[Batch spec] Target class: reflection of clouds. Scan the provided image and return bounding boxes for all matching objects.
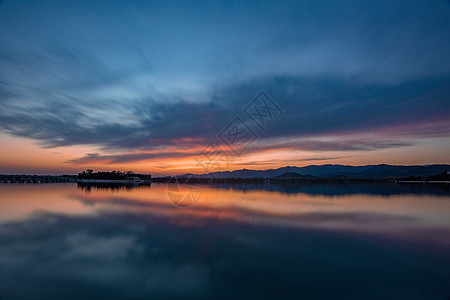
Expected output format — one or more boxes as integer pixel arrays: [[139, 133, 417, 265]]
[[0, 212, 211, 299], [0, 210, 449, 299], [70, 194, 162, 208], [65, 233, 136, 259], [2, 184, 447, 298], [288, 211, 417, 225], [67, 193, 450, 249]]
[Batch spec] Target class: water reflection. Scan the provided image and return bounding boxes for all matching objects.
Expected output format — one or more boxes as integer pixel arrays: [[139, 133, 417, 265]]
[[77, 182, 152, 192], [0, 183, 449, 299], [77, 181, 450, 196], [208, 182, 450, 196]]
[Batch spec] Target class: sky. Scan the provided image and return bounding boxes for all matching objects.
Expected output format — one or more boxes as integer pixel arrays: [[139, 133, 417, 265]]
[[0, 0, 449, 176]]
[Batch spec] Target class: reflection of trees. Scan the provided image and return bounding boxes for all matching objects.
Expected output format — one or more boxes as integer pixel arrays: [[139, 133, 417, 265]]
[[78, 169, 152, 180], [77, 182, 151, 192]]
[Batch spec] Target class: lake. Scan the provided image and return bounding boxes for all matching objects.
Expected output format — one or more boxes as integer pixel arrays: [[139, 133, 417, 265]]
[[0, 182, 449, 299]]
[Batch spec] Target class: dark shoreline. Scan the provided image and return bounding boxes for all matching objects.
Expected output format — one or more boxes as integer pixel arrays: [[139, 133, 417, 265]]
[[151, 177, 450, 184]]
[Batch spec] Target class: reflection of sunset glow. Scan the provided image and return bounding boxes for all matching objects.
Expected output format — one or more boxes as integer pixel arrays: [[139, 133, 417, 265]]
[[0, 184, 93, 222], [2, 184, 449, 248]]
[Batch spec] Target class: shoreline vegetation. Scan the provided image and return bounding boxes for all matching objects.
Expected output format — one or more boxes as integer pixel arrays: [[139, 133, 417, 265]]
[[76, 167, 449, 184], [77, 169, 152, 181], [152, 174, 450, 184], [1, 165, 449, 184]]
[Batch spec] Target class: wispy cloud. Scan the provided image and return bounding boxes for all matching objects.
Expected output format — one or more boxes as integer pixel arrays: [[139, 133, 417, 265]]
[[67, 151, 197, 165], [0, 0, 449, 169]]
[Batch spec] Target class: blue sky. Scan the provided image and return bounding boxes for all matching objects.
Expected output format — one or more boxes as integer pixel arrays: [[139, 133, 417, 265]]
[[0, 0, 449, 174]]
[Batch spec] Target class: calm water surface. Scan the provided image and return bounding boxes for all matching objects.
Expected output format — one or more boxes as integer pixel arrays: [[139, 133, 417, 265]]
[[0, 183, 449, 299]]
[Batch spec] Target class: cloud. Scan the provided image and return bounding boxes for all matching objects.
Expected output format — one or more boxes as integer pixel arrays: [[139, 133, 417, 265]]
[[0, 0, 449, 159], [249, 137, 414, 153], [295, 156, 355, 162], [67, 151, 197, 165], [1, 75, 449, 153], [65, 135, 412, 166]]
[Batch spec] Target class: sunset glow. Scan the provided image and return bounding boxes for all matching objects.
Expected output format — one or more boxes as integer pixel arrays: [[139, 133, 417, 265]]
[[1, 1, 449, 176], [0, 1, 449, 298]]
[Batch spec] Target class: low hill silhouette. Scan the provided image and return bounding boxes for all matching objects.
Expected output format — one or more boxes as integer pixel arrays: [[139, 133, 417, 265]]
[[177, 164, 450, 179], [271, 172, 317, 179]]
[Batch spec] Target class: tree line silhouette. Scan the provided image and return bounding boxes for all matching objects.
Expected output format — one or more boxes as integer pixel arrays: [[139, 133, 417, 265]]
[[77, 169, 152, 180]]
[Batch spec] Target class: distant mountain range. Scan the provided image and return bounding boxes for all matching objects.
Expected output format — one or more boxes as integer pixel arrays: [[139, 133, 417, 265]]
[[179, 164, 450, 179], [272, 172, 317, 179]]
